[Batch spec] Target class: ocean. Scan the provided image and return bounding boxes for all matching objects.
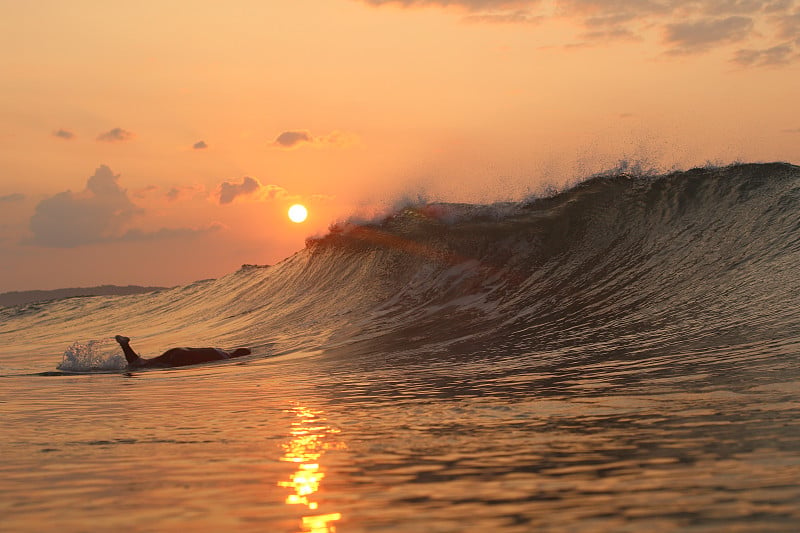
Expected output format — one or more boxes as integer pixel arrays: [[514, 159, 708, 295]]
[[1, 162, 799, 532]]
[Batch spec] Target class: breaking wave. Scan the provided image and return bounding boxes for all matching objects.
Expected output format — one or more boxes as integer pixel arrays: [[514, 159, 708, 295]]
[[2, 162, 798, 375]]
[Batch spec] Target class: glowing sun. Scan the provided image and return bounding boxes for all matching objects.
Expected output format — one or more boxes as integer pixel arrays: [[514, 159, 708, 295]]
[[288, 204, 308, 223]]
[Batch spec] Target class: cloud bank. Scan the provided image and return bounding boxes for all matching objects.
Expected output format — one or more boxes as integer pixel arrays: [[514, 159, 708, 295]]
[[27, 166, 218, 247], [28, 165, 141, 247], [362, 0, 800, 65]]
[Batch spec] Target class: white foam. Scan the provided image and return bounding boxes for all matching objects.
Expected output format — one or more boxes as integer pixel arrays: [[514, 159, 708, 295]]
[[57, 339, 127, 372]]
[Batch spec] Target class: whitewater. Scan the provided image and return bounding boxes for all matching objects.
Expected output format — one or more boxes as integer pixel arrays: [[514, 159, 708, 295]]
[[1, 162, 799, 531]]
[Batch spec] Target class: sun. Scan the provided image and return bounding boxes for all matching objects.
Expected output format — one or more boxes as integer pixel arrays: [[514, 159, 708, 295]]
[[288, 204, 308, 223]]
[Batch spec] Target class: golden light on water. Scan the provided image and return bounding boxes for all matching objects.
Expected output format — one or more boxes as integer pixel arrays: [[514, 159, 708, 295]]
[[279, 406, 343, 532], [288, 204, 309, 223], [302, 514, 344, 533]]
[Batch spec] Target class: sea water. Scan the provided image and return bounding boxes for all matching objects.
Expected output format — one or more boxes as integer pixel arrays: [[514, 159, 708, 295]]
[[1, 163, 799, 531]]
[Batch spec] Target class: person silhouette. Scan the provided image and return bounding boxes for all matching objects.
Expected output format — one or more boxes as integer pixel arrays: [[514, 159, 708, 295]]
[[115, 335, 251, 368]]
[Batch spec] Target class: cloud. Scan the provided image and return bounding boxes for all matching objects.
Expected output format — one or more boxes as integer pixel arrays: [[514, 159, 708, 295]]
[[132, 185, 159, 200], [320, 130, 359, 147], [96, 127, 134, 142], [364, 0, 533, 7], [765, 0, 794, 12], [218, 176, 262, 204], [734, 42, 796, 65], [52, 129, 75, 140], [261, 184, 291, 200], [27, 165, 142, 247], [272, 130, 314, 148], [27, 166, 216, 247], [0, 193, 25, 203], [193, 140, 208, 150], [166, 184, 206, 202], [777, 9, 800, 39], [119, 223, 224, 242], [559, 0, 671, 21], [166, 188, 181, 201], [271, 130, 358, 149], [704, 0, 772, 14], [579, 26, 638, 41], [217, 176, 290, 205], [366, 0, 543, 27], [665, 16, 754, 54], [463, 9, 542, 23]]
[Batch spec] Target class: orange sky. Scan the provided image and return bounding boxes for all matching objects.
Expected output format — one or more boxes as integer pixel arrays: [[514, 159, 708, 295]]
[[1, 0, 798, 291]]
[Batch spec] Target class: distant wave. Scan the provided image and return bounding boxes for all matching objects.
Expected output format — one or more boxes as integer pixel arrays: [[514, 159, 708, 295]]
[[0, 285, 167, 308]]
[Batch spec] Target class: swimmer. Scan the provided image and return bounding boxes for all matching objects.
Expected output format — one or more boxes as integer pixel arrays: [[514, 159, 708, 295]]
[[115, 335, 251, 368]]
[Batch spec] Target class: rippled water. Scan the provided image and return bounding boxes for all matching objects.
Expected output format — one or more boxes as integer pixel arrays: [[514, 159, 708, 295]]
[[3, 340, 799, 532]]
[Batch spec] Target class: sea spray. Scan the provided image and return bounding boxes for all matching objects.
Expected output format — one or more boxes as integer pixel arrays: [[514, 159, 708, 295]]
[[57, 339, 127, 372]]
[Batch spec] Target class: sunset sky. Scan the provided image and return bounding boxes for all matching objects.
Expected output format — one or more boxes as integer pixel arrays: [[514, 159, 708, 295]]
[[1, 0, 798, 292]]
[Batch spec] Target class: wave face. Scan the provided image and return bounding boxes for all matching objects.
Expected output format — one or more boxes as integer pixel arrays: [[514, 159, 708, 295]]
[[298, 162, 800, 378], [3, 162, 799, 376]]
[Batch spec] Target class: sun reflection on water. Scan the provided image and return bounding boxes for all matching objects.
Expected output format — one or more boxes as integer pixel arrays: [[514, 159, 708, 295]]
[[278, 406, 343, 532]]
